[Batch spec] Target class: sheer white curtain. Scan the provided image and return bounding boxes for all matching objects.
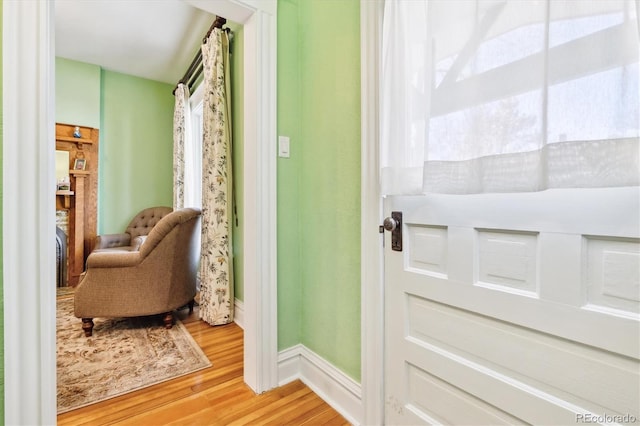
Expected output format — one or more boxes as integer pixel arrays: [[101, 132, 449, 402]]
[[174, 82, 203, 210], [185, 87, 203, 209], [173, 83, 191, 208], [381, 0, 640, 195]]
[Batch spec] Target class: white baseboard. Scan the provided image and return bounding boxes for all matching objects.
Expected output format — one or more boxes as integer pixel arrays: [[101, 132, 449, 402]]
[[236, 302, 361, 424], [278, 344, 363, 425], [233, 298, 245, 329]]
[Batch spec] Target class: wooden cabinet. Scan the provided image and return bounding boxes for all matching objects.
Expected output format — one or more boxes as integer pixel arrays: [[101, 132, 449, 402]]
[[55, 123, 99, 286]]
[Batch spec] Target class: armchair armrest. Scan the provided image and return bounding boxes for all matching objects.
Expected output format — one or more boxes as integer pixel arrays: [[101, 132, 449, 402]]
[[85, 251, 141, 268], [94, 233, 131, 249]]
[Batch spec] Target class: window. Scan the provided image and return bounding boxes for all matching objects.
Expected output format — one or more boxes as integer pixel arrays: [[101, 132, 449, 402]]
[[184, 84, 203, 208]]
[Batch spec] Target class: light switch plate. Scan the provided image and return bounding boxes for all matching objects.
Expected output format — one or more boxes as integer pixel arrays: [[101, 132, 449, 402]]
[[278, 136, 290, 158]]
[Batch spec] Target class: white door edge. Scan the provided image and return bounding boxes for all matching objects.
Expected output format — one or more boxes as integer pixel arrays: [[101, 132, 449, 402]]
[[3, 1, 57, 424], [360, 1, 385, 425]]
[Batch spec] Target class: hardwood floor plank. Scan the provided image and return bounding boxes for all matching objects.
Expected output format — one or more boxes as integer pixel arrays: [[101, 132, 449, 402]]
[[224, 386, 315, 426], [216, 381, 310, 425], [115, 394, 213, 426], [299, 408, 351, 426], [57, 303, 351, 425], [259, 388, 329, 425], [280, 398, 336, 426]]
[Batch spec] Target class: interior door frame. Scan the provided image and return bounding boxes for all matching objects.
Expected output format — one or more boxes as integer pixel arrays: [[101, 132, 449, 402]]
[[360, 0, 385, 425], [2, 0, 278, 423]]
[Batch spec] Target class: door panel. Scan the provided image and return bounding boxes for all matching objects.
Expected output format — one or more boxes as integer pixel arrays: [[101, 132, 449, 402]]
[[384, 188, 640, 425]]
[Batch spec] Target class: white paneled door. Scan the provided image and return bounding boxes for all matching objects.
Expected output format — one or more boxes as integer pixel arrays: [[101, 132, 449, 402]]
[[383, 188, 640, 425]]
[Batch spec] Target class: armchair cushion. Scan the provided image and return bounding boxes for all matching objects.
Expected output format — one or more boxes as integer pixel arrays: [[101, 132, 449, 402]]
[[94, 233, 131, 250]]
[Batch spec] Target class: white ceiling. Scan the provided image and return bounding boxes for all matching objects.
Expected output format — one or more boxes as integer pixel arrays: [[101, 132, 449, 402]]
[[55, 0, 216, 85]]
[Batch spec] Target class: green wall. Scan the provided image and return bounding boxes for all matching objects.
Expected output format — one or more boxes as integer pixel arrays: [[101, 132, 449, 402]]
[[277, 0, 362, 381], [229, 22, 245, 302], [99, 71, 174, 233], [54, 59, 175, 233], [0, 0, 5, 419], [277, 0, 302, 351], [55, 58, 101, 128]]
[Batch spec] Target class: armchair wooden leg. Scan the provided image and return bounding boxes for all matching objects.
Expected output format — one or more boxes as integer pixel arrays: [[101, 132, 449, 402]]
[[188, 299, 195, 313], [82, 318, 94, 337], [163, 312, 174, 329]]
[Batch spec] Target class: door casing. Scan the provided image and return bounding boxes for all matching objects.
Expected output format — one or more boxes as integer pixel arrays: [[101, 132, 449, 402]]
[[360, 1, 385, 425]]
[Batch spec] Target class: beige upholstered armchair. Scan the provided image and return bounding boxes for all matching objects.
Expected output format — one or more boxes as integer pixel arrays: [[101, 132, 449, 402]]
[[75, 208, 201, 336], [93, 206, 173, 252]]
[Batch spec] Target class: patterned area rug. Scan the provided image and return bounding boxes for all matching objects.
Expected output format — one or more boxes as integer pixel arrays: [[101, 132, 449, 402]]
[[57, 297, 211, 414]]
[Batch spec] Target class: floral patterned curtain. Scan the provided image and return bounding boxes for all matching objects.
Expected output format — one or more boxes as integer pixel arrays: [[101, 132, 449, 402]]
[[199, 28, 234, 325], [173, 83, 190, 210]]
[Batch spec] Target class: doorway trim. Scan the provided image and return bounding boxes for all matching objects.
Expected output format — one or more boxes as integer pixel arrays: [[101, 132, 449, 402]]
[[3, 1, 57, 424], [2, 0, 278, 423], [360, 0, 385, 425]]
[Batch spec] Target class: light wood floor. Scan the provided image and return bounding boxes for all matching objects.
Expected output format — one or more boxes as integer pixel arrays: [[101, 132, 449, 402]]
[[57, 304, 350, 426]]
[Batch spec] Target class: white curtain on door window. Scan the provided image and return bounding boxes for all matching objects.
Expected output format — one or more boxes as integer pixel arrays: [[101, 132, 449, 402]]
[[381, 0, 640, 195]]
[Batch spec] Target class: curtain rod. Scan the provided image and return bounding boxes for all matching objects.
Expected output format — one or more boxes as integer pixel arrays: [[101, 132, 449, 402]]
[[173, 15, 227, 95]]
